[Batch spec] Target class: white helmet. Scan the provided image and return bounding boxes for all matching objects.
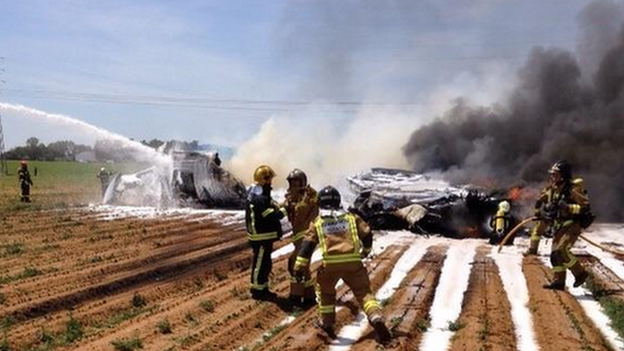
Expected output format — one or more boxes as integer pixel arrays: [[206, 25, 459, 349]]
[[498, 200, 511, 213]]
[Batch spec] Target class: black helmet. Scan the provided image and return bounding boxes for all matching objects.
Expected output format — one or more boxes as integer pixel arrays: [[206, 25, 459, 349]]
[[287, 168, 308, 187], [318, 186, 341, 210], [549, 160, 572, 181]]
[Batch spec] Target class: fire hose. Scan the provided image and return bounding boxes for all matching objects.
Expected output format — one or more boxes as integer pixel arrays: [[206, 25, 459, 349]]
[[497, 217, 624, 256]]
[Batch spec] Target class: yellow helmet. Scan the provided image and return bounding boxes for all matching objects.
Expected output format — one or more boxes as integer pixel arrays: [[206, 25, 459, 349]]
[[253, 165, 276, 185]]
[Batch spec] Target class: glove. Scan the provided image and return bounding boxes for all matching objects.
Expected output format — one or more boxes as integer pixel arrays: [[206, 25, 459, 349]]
[[557, 200, 570, 216], [539, 203, 557, 220], [293, 264, 306, 282], [360, 247, 372, 259]]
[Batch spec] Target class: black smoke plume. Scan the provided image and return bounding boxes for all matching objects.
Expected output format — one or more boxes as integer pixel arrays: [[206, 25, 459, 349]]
[[404, 1, 624, 221]]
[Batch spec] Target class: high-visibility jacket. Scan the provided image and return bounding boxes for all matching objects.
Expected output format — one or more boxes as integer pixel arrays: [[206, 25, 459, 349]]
[[295, 210, 373, 267], [284, 186, 319, 242], [245, 184, 287, 242]]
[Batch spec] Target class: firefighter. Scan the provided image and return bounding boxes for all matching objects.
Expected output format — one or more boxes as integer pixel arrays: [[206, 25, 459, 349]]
[[284, 169, 319, 308], [293, 186, 391, 344], [533, 160, 592, 290], [245, 165, 288, 300], [489, 200, 512, 245], [97, 167, 112, 197], [18, 161, 33, 202]]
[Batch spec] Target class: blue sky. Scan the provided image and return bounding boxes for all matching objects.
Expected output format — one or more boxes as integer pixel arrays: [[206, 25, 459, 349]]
[[0, 0, 593, 149]]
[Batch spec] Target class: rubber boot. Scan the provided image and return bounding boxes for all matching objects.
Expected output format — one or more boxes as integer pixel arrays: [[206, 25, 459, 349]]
[[570, 261, 589, 288], [251, 289, 277, 301], [288, 295, 302, 309], [314, 320, 336, 339], [302, 297, 317, 309], [542, 271, 566, 290], [523, 240, 540, 256], [370, 316, 391, 345]]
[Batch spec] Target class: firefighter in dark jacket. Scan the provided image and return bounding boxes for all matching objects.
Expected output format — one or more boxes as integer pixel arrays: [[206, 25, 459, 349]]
[[245, 165, 288, 300], [18, 161, 33, 202], [294, 186, 391, 344], [533, 160, 592, 290], [284, 169, 319, 307]]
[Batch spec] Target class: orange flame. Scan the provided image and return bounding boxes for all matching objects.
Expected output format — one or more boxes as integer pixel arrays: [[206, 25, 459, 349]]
[[507, 187, 522, 201]]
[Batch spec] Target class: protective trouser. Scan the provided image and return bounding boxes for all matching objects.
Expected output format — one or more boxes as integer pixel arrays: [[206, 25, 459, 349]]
[[20, 184, 31, 202], [250, 241, 273, 292], [550, 222, 586, 284], [315, 262, 382, 327], [288, 239, 315, 299]]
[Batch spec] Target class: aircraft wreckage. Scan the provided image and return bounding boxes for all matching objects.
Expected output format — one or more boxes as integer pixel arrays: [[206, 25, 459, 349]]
[[103, 151, 246, 209], [347, 168, 521, 243]]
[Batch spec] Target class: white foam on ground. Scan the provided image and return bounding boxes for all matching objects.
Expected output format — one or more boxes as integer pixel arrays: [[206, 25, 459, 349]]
[[538, 254, 623, 350], [88, 205, 248, 230], [579, 224, 624, 281], [419, 240, 478, 351], [329, 237, 430, 350], [491, 246, 540, 351], [567, 280, 624, 350]]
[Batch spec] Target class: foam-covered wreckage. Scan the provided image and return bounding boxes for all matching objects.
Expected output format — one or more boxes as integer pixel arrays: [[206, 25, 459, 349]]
[[347, 168, 519, 242], [103, 151, 246, 209]]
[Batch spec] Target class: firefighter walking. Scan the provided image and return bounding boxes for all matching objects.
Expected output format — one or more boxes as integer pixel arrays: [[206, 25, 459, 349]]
[[294, 186, 391, 344], [526, 160, 592, 290], [18, 161, 33, 202], [97, 167, 112, 197], [245, 165, 288, 300], [284, 169, 318, 308]]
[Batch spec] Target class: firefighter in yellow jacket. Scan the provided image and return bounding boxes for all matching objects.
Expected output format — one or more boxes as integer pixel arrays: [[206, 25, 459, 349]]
[[284, 169, 319, 308], [528, 160, 592, 290], [245, 165, 288, 300], [489, 200, 512, 245], [293, 186, 391, 344]]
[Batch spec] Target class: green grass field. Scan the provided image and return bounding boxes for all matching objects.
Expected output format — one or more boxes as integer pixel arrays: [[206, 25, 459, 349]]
[[0, 161, 144, 214]]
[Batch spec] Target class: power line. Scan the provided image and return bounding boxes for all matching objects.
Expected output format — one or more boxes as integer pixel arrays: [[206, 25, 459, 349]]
[[1, 88, 438, 111]]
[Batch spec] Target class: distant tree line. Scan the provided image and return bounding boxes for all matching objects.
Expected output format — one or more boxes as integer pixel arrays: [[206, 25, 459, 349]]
[[4, 137, 93, 161], [4, 137, 206, 162]]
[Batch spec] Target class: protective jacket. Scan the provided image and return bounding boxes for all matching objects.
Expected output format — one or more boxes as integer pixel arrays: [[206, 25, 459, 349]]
[[285, 186, 319, 242], [295, 210, 372, 267], [245, 184, 287, 242]]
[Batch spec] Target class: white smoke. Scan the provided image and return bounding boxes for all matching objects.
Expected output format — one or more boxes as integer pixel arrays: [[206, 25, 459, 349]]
[[228, 63, 513, 188]]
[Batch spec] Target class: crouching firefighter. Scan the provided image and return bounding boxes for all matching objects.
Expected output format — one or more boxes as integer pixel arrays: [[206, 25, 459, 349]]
[[284, 169, 319, 308], [536, 160, 594, 290], [245, 165, 288, 300], [293, 186, 391, 344]]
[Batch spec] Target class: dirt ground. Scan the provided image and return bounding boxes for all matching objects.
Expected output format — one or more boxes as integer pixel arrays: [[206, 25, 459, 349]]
[[0, 207, 623, 351]]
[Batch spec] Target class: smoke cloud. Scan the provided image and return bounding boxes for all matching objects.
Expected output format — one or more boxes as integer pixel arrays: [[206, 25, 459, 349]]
[[230, 0, 512, 189], [404, 1, 624, 221]]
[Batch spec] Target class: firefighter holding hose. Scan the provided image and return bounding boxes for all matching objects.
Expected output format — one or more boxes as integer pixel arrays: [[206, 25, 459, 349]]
[[245, 165, 288, 300], [293, 186, 391, 344], [528, 160, 593, 290], [283, 169, 319, 308]]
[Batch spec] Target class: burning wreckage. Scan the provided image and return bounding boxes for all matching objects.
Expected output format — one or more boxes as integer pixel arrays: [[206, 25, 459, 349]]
[[347, 168, 521, 244], [103, 159, 520, 244], [103, 151, 246, 209]]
